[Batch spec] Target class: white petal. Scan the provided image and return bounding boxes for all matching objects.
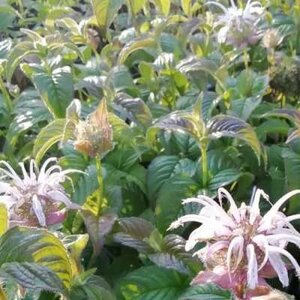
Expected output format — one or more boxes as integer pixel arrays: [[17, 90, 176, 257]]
[[218, 188, 240, 222], [269, 246, 300, 278], [252, 234, 269, 270], [249, 188, 269, 225], [227, 235, 244, 272], [267, 251, 289, 287], [46, 190, 80, 209], [32, 195, 46, 227], [246, 244, 258, 289]]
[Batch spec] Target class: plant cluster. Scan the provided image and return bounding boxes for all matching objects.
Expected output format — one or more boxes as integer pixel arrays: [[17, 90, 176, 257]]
[[0, 0, 300, 299]]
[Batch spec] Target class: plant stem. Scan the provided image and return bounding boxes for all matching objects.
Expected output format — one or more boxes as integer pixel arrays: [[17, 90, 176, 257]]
[[0, 77, 12, 112], [201, 143, 208, 187], [95, 155, 104, 217]]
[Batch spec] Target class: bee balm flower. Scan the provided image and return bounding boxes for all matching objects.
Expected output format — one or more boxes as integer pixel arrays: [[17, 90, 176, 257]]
[[0, 158, 80, 227], [169, 188, 300, 299], [208, 0, 265, 48]]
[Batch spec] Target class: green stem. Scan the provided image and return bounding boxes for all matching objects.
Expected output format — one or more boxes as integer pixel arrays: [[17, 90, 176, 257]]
[[201, 143, 208, 187], [0, 77, 12, 112], [243, 48, 249, 70], [95, 156, 104, 217]]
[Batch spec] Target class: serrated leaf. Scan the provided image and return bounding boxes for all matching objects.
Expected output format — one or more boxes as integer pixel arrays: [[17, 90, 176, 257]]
[[207, 115, 262, 164], [33, 119, 66, 163], [1, 262, 65, 294], [23, 65, 73, 118], [209, 168, 243, 191], [156, 174, 198, 232], [147, 156, 196, 202], [121, 266, 189, 300], [114, 217, 155, 253], [179, 284, 233, 300], [92, 0, 125, 33], [0, 227, 72, 290]]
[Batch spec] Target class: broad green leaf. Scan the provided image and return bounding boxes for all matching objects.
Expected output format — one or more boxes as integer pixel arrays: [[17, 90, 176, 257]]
[[115, 93, 153, 127], [128, 0, 146, 14], [283, 148, 300, 214], [230, 97, 262, 121], [181, 0, 192, 16], [207, 115, 263, 164], [71, 274, 116, 300], [0, 39, 12, 59], [156, 174, 198, 232], [118, 38, 156, 64], [1, 262, 65, 294], [33, 119, 66, 164], [22, 65, 73, 118], [148, 234, 199, 274], [149, 111, 203, 144], [0, 227, 72, 290], [121, 266, 189, 300], [73, 164, 98, 205], [153, 0, 170, 16], [92, 0, 125, 33], [6, 41, 38, 81], [0, 203, 8, 236], [114, 217, 155, 253], [209, 168, 243, 191], [147, 155, 195, 202], [6, 90, 51, 149], [179, 284, 233, 300], [263, 109, 300, 127]]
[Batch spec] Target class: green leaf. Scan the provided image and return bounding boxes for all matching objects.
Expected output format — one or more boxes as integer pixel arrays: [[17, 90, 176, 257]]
[[71, 274, 116, 300], [0, 39, 12, 59], [92, 0, 125, 33], [152, 0, 170, 16], [156, 174, 198, 232], [0, 227, 72, 290], [1, 262, 65, 294], [118, 37, 156, 64], [207, 115, 263, 164], [6, 41, 38, 81], [121, 266, 189, 300], [115, 93, 153, 128], [179, 284, 233, 300], [128, 0, 146, 14], [230, 97, 262, 121], [33, 119, 66, 164], [147, 156, 196, 202], [209, 168, 243, 191], [22, 65, 73, 118], [181, 0, 192, 16], [114, 217, 155, 253], [263, 109, 300, 127]]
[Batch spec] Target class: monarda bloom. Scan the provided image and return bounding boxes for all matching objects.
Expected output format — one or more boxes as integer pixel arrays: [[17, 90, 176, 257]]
[[208, 0, 265, 48], [169, 188, 300, 299], [0, 158, 80, 227]]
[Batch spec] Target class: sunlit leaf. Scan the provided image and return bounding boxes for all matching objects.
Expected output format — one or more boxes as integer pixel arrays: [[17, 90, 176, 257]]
[[33, 119, 66, 164], [207, 115, 263, 164]]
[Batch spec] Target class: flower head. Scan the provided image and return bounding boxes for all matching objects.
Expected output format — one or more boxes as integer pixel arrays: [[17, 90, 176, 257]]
[[169, 188, 300, 299], [0, 158, 80, 227], [208, 0, 265, 48]]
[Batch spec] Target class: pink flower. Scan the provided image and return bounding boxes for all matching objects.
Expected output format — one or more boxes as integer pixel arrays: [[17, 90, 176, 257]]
[[169, 188, 300, 299], [0, 158, 81, 227]]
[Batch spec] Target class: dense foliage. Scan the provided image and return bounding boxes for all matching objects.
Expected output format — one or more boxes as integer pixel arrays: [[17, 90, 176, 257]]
[[0, 0, 300, 299]]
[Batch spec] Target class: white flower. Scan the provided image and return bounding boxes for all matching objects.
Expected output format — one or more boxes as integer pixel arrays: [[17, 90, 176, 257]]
[[0, 158, 81, 227], [208, 0, 265, 48], [169, 188, 300, 298]]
